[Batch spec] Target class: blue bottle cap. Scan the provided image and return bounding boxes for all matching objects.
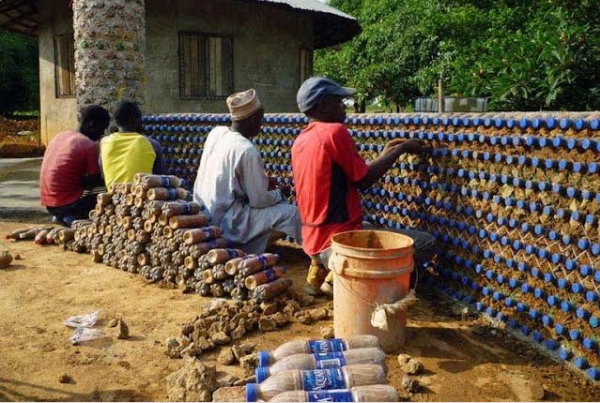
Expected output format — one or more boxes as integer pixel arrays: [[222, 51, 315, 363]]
[[576, 307, 590, 319], [545, 339, 558, 350], [587, 368, 600, 381], [246, 383, 259, 402], [579, 265, 592, 276], [258, 351, 270, 367], [555, 323, 564, 335], [558, 347, 572, 360], [255, 367, 270, 383]]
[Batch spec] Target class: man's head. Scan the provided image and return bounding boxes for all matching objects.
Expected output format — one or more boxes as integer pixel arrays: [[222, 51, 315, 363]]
[[113, 101, 143, 132], [227, 89, 264, 137], [297, 77, 355, 123], [79, 105, 110, 141]]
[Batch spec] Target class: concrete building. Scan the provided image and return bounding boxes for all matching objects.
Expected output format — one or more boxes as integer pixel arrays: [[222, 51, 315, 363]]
[[0, 0, 360, 144]]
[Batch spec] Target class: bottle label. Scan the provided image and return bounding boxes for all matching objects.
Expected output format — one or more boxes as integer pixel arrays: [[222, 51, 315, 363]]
[[258, 255, 268, 268], [308, 339, 346, 354], [303, 368, 347, 391], [263, 267, 278, 282], [226, 248, 239, 258], [160, 177, 171, 187], [202, 227, 216, 239], [314, 352, 346, 369], [166, 188, 178, 200], [307, 390, 354, 402], [181, 203, 191, 214]]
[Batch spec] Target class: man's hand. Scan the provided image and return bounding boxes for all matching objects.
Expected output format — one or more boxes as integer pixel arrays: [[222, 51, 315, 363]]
[[397, 139, 430, 156], [381, 139, 405, 157]]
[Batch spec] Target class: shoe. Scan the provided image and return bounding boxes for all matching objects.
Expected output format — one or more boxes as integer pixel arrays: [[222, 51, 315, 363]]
[[303, 282, 324, 296], [320, 281, 333, 297]]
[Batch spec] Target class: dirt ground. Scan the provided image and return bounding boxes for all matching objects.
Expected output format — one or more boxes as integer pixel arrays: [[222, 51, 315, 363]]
[[1, 219, 600, 402], [0, 117, 44, 158]]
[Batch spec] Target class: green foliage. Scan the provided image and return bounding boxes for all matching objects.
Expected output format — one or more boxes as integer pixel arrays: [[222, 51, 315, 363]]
[[0, 30, 39, 116], [315, 0, 600, 111]]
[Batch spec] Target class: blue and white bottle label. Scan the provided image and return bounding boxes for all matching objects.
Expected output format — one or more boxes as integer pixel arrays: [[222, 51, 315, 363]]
[[166, 188, 178, 200], [307, 390, 354, 402], [308, 339, 347, 354], [303, 368, 347, 391], [314, 352, 346, 369], [160, 177, 171, 187]]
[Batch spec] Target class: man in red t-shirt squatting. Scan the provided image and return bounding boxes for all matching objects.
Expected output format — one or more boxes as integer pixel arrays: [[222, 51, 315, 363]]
[[40, 105, 110, 226], [291, 77, 437, 296]]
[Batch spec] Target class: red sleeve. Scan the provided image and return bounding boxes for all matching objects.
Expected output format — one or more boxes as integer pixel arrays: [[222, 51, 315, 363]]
[[84, 140, 101, 175], [325, 124, 369, 182]]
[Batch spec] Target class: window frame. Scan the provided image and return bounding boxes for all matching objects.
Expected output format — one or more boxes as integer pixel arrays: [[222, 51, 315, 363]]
[[178, 31, 234, 100], [54, 33, 76, 98], [299, 46, 313, 85]]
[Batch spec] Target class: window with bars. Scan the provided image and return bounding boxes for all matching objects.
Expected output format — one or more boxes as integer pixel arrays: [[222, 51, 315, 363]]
[[299, 47, 313, 85], [54, 34, 75, 97], [179, 32, 233, 100]]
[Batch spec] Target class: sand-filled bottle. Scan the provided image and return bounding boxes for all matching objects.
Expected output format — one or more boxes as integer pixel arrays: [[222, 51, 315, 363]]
[[267, 385, 399, 402], [258, 335, 380, 367], [259, 347, 386, 374], [247, 364, 386, 401]]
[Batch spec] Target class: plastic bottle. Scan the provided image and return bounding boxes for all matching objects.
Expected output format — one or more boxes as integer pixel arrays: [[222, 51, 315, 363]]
[[260, 347, 386, 374], [258, 335, 380, 366], [247, 364, 386, 401], [266, 385, 399, 402]]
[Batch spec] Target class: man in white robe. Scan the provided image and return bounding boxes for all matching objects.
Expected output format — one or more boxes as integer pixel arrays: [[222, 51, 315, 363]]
[[192, 89, 302, 254]]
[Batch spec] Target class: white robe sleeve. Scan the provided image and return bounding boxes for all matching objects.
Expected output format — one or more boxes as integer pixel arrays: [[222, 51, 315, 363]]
[[237, 146, 283, 208]]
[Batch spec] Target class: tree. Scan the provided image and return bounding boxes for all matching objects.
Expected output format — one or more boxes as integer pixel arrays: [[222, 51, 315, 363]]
[[0, 30, 39, 116], [315, 0, 600, 111]]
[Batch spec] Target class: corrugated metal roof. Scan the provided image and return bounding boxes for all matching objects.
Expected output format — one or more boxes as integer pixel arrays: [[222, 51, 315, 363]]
[[255, 0, 355, 21], [0, 0, 360, 48], [251, 0, 360, 48]]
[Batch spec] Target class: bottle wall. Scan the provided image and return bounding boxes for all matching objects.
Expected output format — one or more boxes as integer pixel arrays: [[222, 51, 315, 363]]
[[143, 112, 600, 381]]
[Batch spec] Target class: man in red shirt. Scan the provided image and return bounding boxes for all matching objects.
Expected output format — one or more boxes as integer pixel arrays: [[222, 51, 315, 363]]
[[292, 77, 436, 296], [40, 105, 110, 226]]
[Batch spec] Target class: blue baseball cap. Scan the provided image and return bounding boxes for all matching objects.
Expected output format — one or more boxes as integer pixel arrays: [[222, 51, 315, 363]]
[[297, 77, 356, 113]]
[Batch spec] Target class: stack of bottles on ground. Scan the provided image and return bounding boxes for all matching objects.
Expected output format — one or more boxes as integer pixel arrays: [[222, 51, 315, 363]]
[[245, 335, 399, 402], [6, 173, 292, 302]]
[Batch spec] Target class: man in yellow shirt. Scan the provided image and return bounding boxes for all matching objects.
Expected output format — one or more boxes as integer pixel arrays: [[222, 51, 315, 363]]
[[100, 101, 165, 188]]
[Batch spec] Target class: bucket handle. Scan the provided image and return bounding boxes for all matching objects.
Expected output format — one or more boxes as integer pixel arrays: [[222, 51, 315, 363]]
[[330, 252, 413, 279], [370, 289, 419, 331]]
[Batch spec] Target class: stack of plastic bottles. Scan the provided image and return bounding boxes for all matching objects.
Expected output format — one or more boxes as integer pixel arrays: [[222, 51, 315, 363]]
[[245, 335, 398, 402], [144, 112, 600, 381]]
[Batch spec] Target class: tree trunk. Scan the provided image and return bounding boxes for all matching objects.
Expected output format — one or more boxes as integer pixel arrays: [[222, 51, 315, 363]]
[[359, 99, 366, 113], [73, 0, 146, 123]]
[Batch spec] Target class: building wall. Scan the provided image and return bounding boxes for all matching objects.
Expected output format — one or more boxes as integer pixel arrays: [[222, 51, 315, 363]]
[[38, 0, 77, 145], [144, 0, 314, 114], [38, 0, 314, 144]]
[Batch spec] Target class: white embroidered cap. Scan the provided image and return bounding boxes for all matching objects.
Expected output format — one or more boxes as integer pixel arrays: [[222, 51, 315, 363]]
[[226, 89, 262, 121]]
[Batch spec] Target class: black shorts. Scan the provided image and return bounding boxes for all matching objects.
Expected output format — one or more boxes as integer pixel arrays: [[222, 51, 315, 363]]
[[46, 193, 97, 222]]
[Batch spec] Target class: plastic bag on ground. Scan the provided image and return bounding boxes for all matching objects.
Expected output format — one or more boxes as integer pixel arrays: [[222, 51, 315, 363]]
[[64, 310, 100, 328], [69, 327, 103, 344]]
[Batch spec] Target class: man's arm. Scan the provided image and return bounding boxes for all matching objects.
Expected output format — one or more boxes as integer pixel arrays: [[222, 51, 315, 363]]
[[239, 148, 283, 208], [354, 139, 430, 190], [149, 137, 167, 175]]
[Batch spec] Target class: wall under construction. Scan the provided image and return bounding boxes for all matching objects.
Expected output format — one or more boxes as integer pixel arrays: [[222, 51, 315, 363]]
[[143, 112, 600, 381]]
